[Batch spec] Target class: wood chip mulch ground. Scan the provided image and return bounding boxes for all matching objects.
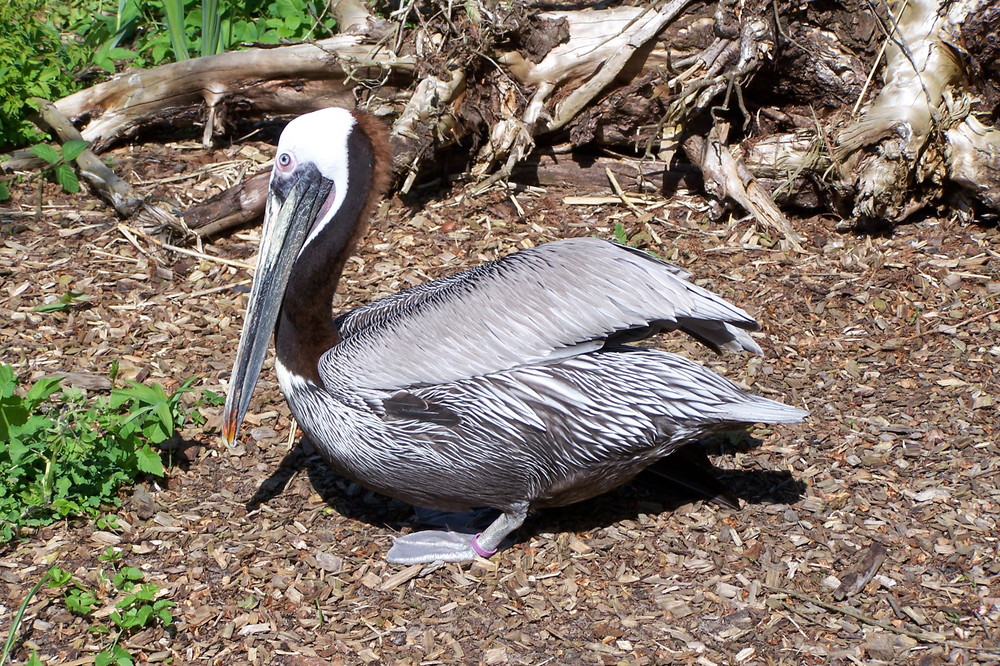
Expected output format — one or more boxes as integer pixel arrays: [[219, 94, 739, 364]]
[[1, 139, 998, 665]]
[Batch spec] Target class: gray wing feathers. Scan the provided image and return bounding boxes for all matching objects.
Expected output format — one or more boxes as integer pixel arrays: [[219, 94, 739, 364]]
[[407, 349, 807, 459], [325, 238, 761, 390]]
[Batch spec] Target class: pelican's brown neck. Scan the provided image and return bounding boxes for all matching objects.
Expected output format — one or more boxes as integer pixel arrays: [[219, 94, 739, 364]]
[[274, 112, 391, 383]]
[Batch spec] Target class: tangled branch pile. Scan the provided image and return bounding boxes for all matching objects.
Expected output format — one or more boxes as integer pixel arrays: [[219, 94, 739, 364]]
[[8, 0, 1000, 240]]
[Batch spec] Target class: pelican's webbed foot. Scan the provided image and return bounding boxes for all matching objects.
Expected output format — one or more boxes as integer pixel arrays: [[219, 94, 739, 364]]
[[387, 530, 493, 564], [386, 503, 528, 564]]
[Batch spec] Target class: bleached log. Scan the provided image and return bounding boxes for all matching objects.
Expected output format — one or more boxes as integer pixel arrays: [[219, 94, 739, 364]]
[[834, 0, 961, 221], [685, 130, 805, 252], [53, 37, 416, 151]]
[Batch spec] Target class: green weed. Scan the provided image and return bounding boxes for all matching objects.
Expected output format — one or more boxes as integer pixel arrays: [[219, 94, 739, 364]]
[[0, 0, 93, 148], [0, 363, 201, 544], [33, 289, 91, 313], [150, 0, 338, 63], [30, 139, 89, 195], [0, 561, 175, 666], [612, 221, 629, 245], [610, 221, 657, 254]]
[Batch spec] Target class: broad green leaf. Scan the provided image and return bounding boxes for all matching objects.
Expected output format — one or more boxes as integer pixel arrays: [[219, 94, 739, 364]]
[[6, 437, 29, 465], [135, 605, 152, 625], [114, 645, 133, 666], [93, 54, 116, 74], [24, 377, 62, 410], [1, 394, 28, 421], [51, 498, 83, 517], [30, 143, 60, 164], [154, 401, 174, 433], [107, 47, 136, 60], [201, 389, 225, 406], [55, 163, 80, 193], [61, 139, 89, 162], [112, 381, 164, 406], [135, 444, 163, 476], [142, 419, 169, 444], [0, 364, 16, 397], [47, 565, 73, 587], [11, 413, 54, 440]]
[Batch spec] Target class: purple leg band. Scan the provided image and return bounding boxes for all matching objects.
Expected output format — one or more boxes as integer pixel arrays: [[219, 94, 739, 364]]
[[471, 533, 497, 558]]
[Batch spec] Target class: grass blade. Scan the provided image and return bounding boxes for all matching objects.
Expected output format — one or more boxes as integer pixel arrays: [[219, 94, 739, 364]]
[[201, 0, 222, 57], [0, 570, 51, 666], [161, 0, 190, 61]]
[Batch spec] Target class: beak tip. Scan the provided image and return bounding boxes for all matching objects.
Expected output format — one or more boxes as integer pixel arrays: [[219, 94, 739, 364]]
[[221, 411, 240, 449]]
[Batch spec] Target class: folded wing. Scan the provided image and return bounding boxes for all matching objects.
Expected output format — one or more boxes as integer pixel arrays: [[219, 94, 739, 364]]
[[326, 237, 761, 390]]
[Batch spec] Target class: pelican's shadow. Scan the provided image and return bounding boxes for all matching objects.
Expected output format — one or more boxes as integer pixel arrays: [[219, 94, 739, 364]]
[[246, 431, 807, 542], [245, 438, 413, 528]]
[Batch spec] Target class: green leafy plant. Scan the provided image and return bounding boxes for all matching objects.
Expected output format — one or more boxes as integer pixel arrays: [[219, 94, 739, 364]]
[[609, 221, 656, 254], [84, 0, 338, 68], [612, 221, 629, 245], [21, 561, 176, 666], [48, 566, 102, 617], [156, 0, 337, 62], [33, 288, 91, 312], [30, 139, 88, 194], [0, 364, 200, 543], [95, 513, 123, 531], [0, 0, 93, 149], [112, 581, 175, 630]]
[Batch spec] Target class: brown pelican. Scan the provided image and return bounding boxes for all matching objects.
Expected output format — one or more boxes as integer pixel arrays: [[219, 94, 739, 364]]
[[222, 108, 808, 564]]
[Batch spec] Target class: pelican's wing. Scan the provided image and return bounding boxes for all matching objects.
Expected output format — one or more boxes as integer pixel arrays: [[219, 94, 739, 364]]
[[323, 237, 761, 390]]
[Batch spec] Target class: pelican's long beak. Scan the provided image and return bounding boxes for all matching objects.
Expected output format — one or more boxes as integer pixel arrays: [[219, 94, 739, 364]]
[[222, 165, 335, 446]]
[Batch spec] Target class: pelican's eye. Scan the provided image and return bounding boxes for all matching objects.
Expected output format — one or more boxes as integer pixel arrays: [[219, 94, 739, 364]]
[[276, 151, 295, 172]]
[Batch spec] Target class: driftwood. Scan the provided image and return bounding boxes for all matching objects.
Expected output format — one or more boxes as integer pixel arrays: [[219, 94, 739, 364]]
[[512, 153, 702, 194], [742, 0, 1000, 224], [182, 173, 269, 235], [6, 0, 999, 240], [180, 152, 704, 234], [51, 38, 414, 153], [684, 128, 805, 252]]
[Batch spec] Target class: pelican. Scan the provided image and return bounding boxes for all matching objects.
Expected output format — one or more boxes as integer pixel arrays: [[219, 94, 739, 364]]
[[222, 107, 807, 564]]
